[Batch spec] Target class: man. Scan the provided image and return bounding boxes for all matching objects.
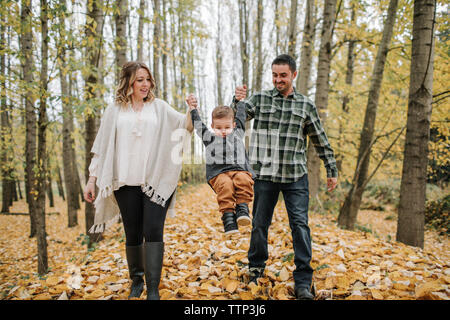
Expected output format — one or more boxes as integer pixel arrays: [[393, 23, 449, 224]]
[[233, 54, 338, 300]]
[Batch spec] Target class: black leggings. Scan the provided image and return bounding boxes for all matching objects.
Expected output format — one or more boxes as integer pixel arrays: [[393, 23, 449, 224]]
[[113, 186, 173, 246]]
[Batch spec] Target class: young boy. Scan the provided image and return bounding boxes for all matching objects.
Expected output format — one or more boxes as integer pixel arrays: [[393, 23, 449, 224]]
[[186, 94, 254, 235]]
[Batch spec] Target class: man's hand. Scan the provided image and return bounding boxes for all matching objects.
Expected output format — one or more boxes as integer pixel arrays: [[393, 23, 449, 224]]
[[185, 94, 198, 111], [235, 85, 247, 101], [327, 177, 338, 192]]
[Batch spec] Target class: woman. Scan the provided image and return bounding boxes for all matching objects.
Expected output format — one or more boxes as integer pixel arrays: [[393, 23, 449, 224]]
[[84, 61, 194, 300]]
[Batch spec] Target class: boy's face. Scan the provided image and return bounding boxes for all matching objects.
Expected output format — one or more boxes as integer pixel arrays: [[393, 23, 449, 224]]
[[211, 117, 236, 138]]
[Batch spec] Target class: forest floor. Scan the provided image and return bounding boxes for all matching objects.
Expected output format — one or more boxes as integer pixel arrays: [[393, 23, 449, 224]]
[[0, 183, 449, 300]]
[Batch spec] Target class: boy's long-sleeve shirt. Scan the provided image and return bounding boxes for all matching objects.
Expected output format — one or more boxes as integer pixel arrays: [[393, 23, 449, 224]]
[[231, 88, 338, 183], [190, 101, 254, 183]]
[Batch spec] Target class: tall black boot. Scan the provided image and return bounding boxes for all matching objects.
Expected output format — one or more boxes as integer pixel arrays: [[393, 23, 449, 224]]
[[125, 244, 145, 299], [144, 242, 164, 300]]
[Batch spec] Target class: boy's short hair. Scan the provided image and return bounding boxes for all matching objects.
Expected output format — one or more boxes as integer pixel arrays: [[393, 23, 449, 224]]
[[212, 105, 234, 120], [272, 54, 297, 73]]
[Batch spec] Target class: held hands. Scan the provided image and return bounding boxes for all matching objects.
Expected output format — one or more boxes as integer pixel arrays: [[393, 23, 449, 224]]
[[185, 94, 198, 111], [327, 177, 338, 192], [235, 85, 247, 101], [84, 177, 96, 203]]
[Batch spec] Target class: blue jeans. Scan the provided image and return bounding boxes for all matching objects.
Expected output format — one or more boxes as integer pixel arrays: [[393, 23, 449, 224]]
[[248, 175, 313, 289]]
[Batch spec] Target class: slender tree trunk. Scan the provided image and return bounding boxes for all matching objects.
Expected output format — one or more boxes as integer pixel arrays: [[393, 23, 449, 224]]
[[84, 0, 104, 245], [152, 0, 161, 98], [55, 164, 65, 200], [161, 0, 168, 101], [308, 0, 338, 199], [58, 0, 78, 226], [21, 0, 37, 238], [297, 0, 316, 95], [336, 3, 356, 171], [0, 8, 12, 213], [287, 0, 298, 57], [35, 0, 49, 275], [254, 0, 264, 92], [274, 0, 281, 56], [238, 0, 249, 87], [137, 0, 146, 62], [115, 0, 128, 81], [216, 1, 223, 105], [338, 0, 399, 230], [396, 0, 436, 248], [238, 0, 250, 150]]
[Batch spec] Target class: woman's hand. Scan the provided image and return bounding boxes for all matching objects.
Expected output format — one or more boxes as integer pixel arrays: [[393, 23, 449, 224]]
[[84, 177, 97, 203]]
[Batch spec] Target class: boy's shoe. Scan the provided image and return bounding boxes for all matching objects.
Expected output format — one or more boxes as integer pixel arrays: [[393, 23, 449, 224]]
[[221, 211, 239, 235], [235, 203, 251, 226]]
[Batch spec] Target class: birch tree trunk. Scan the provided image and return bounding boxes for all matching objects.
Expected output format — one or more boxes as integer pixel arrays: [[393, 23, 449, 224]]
[[338, 0, 399, 230], [296, 0, 316, 95], [396, 0, 436, 248], [308, 0, 337, 199]]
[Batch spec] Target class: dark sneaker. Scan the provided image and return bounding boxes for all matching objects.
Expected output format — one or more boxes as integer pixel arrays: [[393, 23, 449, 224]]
[[221, 211, 239, 235], [295, 287, 315, 300], [235, 203, 251, 226]]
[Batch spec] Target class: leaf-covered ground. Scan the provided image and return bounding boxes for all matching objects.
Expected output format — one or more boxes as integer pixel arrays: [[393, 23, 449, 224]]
[[1, 183, 449, 300]]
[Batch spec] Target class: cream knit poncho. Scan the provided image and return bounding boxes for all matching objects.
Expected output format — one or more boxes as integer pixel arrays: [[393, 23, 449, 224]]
[[89, 99, 191, 233]]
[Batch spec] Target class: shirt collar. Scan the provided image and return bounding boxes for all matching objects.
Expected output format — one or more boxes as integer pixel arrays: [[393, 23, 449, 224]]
[[271, 87, 302, 99]]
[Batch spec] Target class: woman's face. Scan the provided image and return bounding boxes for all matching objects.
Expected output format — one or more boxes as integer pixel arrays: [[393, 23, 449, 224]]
[[131, 68, 151, 102]]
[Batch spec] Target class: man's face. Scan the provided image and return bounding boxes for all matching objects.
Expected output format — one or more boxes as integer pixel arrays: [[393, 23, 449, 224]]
[[272, 64, 297, 95], [211, 117, 236, 138]]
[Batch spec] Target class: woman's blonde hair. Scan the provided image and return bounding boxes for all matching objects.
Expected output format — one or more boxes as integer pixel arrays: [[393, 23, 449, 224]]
[[115, 61, 156, 108]]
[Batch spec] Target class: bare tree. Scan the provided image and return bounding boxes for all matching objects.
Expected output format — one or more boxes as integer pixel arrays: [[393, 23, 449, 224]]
[[115, 0, 128, 80], [57, 0, 78, 227], [216, 1, 223, 105], [254, 0, 264, 92], [396, 0, 436, 248], [296, 0, 316, 95], [137, 0, 146, 62], [21, 0, 37, 238], [152, 0, 161, 97], [336, 2, 356, 171], [84, 0, 105, 246], [308, 0, 338, 199], [338, 0, 399, 230], [287, 0, 298, 57], [35, 0, 50, 275]]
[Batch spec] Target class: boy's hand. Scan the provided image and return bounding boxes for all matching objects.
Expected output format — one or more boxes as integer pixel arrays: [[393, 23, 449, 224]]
[[185, 94, 198, 110], [235, 85, 247, 101]]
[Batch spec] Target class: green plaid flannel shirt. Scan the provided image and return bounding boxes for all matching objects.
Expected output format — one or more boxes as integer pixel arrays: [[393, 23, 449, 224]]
[[232, 88, 338, 183]]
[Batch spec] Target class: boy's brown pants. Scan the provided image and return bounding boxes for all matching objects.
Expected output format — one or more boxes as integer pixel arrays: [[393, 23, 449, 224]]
[[208, 170, 254, 214]]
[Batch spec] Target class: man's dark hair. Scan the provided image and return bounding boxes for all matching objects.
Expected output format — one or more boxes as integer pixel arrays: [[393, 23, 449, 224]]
[[272, 54, 296, 72]]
